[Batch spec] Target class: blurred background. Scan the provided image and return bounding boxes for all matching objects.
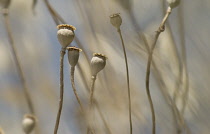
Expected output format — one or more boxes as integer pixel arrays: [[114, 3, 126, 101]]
[[0, 0, 210, 134]]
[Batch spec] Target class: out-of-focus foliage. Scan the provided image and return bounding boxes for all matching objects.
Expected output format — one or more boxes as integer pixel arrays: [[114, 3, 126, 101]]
[[0, 0, 210, 134]]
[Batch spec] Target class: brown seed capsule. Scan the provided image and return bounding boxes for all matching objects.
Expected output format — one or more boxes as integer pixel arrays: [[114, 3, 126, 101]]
[[67, 46, 82, 67], [22, 114, 36, 134], [90, 53, 107, 76], [57, 24, 76, 48], [110, 13, 122, 29], [167, 0, 180, 8]]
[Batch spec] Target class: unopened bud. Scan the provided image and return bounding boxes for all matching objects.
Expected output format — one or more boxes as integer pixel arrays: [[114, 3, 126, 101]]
[[90, 53, 107, 76], [67, 46, 82, 67], [110, 13, 122, 29], [22, 114, 36, 134], [57, 24, 76, 48]]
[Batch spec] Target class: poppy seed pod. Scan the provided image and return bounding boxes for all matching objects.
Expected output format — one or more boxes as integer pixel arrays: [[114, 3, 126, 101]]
[[167, 0, 180, 8], [57, 24, 76, 48], [90, 53, 107, 76], [22, 114, 36, 134], [110, 13, 122, 29], [67, 46, 82, 67]]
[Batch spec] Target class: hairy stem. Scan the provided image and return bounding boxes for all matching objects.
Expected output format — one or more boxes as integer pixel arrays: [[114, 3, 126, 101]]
[[70, 66, 84, 111], [117, 28, 133, 134], [145, 7, 172, 134], [54, 48, 66, 134]]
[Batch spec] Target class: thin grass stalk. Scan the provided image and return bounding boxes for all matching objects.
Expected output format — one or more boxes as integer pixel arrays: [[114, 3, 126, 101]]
[[178, 4, 189, 115], [70, 66, 84, 111], [54, 48, 66, 134], [117, 28, 132, 134]]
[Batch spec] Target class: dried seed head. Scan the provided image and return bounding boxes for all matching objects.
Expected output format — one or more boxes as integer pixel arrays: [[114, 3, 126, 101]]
[[167, 0, 180, 8], [110, 13, 122, 29], [90, 53, 107, 76], [57, 24, 76, 48], [67, 46, 82, 67], [0, 0, 11, 9], [22, 114, 36, 134]]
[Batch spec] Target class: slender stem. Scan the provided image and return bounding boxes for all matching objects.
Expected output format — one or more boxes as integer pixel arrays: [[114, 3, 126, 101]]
[[145, 7, 172, 134], [146, 33, 159, 134], [87, 75, 97, 134], [42, 2, 111, 132], [2, 9, 35, 114], [43, 0, 66, 25], [2, 9, 41, 134], [89, 75, 96, 107], [117, 28, 132, 134], [70, 66, 84, 112], [54, 48, 66, 134]]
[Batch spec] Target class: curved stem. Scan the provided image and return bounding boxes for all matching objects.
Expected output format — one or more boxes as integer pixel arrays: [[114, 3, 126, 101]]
[[117, 29, 133, 134], [145, 7, 172, 134], [70, 66, 84, 112], [146, 33, 159, 134], [54, 48, 66, 134], [3, 9, 35, 114]]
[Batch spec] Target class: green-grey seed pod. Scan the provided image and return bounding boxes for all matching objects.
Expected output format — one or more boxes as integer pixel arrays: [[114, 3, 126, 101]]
[[67, 46, 82, 67], [0, 0, 11, 9], [90, 53, 107, 76], [167, 0, 180, 8], [110, 13, 122, 29], [57, 24, 76, 48], [22, 114, 36, 134]]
